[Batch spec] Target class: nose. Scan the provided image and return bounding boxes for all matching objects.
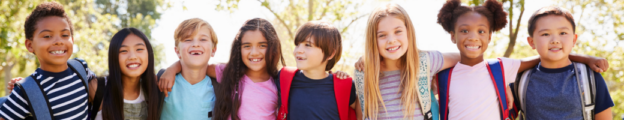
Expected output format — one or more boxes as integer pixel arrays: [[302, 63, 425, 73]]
[[192, 39, 200, 47], [128, 50, 138, 60], [550, 35, 561, 45], [387, 34, 397, 45], [250, 46, 261, 57], [467, 32, 480, 42], [294, 45, 304, 55]]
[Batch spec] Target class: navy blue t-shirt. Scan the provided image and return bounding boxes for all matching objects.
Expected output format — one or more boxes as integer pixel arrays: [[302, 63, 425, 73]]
[[276, 71, 356, 120], [525, 63, 614, 119]]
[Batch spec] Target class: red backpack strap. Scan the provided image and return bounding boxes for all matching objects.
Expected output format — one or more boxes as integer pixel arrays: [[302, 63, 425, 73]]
[[277, 67, 298, 120], [436, 67, 454, 120], [333, 74, 354, 120], [485, 58, 512, 120]]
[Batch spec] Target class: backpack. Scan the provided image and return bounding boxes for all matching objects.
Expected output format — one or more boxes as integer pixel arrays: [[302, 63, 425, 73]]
[[510, 62, 596, 120], [437, 59, 516, 120], [276, 67, 356, 120], [0, 59, 89, 120]]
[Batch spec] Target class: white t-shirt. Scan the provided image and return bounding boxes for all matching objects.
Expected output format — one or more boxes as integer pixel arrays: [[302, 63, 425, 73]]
[[447, 58, 520, 120], [95, 84, 145, 120]]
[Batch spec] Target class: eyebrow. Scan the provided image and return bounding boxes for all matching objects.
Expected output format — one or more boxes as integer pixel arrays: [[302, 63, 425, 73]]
[[242, 41, 268, 44], [38, 29, 70, 34], [121, 43, 146, 47], [377, 26, 403, 33], [457, 24, 488, 27]]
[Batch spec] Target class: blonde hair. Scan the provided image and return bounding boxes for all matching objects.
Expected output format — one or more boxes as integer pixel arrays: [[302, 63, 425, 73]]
[[174, 18, 218, 46], [363, 3, 420, 120]]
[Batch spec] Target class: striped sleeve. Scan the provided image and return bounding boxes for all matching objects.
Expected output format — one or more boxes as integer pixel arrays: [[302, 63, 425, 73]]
[[428, 51, 444, 74], [0, 86, 31, 119]]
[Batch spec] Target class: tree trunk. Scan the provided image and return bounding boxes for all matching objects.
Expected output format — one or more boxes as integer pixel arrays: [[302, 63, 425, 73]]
[[3, 64, 14, 96]]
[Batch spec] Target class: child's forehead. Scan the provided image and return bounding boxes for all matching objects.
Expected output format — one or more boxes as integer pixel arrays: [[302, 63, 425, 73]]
[[35, 16, 71, 32], [455, 12, 489, 27], [534, 15, 573, 30]]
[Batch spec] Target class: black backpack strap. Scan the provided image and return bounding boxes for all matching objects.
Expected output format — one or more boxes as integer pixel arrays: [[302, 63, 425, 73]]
[[90, 77, 106, 120], [157, 69, 166, 81]]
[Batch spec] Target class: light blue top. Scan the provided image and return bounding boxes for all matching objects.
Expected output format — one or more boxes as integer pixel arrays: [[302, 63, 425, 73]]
[[161, 73, 215, 120]]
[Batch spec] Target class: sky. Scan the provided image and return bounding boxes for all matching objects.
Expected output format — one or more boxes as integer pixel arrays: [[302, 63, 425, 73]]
[[151, 0, 557, 68]]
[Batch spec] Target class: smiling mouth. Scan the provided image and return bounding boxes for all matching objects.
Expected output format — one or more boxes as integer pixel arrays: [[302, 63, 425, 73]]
[[127, 63, 141, 69], [249, 58, 263, 62], [465, 45, 481, 51], [189, 51, 204, 55], [296, 56, 306, 60], [386, 46, 400, 52], [549, 47, 562, 51], [49, 50, 67, 55]]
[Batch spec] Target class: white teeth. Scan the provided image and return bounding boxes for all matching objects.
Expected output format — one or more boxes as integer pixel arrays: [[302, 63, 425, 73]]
[[128, 64, 139, 68], [466, 46, 479, 49], [250, 58, 261, 62], [50, 50, 64, 54], [387, 47, 399, 51], [550, 48, 561, 50]]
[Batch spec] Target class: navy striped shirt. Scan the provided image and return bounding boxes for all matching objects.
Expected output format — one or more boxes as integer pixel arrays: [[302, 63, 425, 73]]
[[0, 59, 95, 120]]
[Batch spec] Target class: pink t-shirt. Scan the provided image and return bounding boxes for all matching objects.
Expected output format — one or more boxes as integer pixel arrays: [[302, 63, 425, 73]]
[[447, 58, 521, 120], [215, 64, 278, 120]]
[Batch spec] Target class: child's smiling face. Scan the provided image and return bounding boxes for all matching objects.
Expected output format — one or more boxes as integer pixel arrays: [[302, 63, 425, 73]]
[[293, 37, 328, 71], [451, 12, 492, 59], [26, 16, 74, 67], [175, 25, 216, 69], [528, 15, 577, 63], [376, 16, 409, 61], [118, 34, 149, 79], [241, 30, 268, 72]]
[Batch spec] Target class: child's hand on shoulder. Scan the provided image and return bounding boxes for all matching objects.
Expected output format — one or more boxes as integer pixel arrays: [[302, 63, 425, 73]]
[[355, 57, 364, 71], [588, 57, 609, 73], [6, 77, 23, 92], [334, 71, 351, 79], [158, 69, 177, 97]]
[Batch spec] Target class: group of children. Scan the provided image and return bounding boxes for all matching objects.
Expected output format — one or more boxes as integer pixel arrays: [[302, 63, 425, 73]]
[[0, 0, 614, 120]]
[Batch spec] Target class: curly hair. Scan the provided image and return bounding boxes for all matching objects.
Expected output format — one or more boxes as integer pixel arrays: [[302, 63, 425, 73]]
[[437, 0, 507, 33], [24, 2, 73, 40]]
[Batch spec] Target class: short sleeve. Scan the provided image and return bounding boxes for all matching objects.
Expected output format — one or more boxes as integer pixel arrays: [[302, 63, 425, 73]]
[[425, 51, 444, 74], [499, 58, 521, 85], [592, 72, 614, 114], [214, 64, 226, 83], [349, 82, 356, 105], [0, 86, 31, 119]]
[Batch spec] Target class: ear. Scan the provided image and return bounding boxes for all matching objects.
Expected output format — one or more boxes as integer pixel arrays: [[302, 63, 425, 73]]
[[211, 45, 217, 57], [25, 39, 35, 54], [572, 34, 578, 46], [527, 37, 536, 49], [326, 50, 337, 61], [450, 31, 457, 44], [175, 47, 181, 59]]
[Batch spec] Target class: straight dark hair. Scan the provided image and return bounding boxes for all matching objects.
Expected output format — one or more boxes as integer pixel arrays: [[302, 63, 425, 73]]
[[293, 21, 342, 71], [214, 18, 285, 120], [102, 28, 163, 120]]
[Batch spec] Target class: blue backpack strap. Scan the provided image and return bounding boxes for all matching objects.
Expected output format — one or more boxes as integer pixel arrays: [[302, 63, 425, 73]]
[[67, 59, 89, 89], [436, 67, 453, 120], [485, 59, 511, 120], [430, 90, 439, 120], [16, 75, 53, 119]]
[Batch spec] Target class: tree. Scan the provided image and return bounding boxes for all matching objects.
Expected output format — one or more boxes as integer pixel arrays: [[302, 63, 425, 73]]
[[216, 0, 368, 74], [0, 0, 43, 96], [555, 0, 624, 118]]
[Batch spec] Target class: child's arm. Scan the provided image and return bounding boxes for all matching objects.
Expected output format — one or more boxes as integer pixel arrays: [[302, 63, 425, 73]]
[[352, 99, 362, 120], [333, 70, 351, 79], [595, 108, 612, 120], [568, 54, 608, 72], [440, 52, 461, 70], [517, 54, 609, 73], [354, 52, 461, 72], [158, 61, 217, 97]]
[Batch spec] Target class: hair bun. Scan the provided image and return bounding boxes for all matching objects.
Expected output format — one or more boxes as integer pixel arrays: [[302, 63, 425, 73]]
[[484, 0, 508, 32], [437, 0, 462, 32]]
